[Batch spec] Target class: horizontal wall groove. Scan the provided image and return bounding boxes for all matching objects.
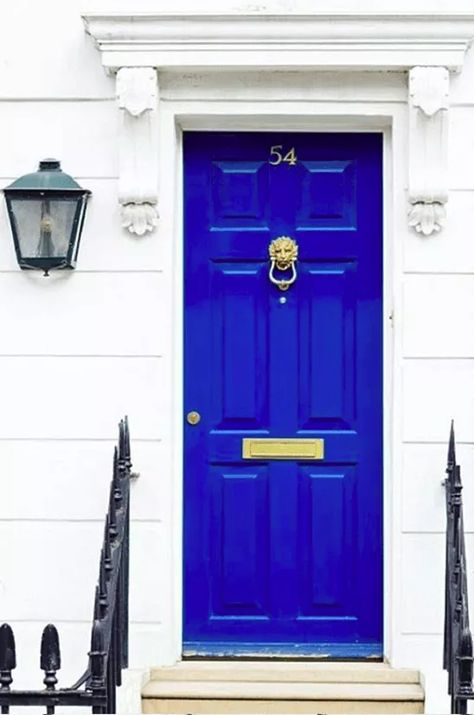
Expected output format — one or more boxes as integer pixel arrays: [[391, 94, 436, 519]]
[[402, 631, 443, 636], [0, 619, 163, 626], [0, 176, 119, 182], [403, 440, 474, 446], [403, 356, 474, 361], [0, 270, 165, 275], [0, 354, 164, 359], [0, 97, 114, 103], [0, 437, 163, 443], [0, 518, 162, 524], [401, 530, 466, 535], [403, 186, 474, 192], [403, 270, 474, 276]]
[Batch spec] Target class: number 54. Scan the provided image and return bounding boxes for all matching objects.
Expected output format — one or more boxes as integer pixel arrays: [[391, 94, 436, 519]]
[[269, 145, 298, 166]]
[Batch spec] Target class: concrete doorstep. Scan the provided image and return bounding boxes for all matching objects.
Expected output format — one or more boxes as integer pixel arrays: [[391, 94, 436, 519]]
[[141, 662, 425, 714]]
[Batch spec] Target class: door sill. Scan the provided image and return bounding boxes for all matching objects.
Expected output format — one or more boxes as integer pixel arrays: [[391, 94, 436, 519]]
[[183, 642, 383, 660]]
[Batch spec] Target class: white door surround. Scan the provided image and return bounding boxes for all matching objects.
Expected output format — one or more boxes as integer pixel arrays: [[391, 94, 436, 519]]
[[83, 11, 474, 237], [81, 10, 474, 666]]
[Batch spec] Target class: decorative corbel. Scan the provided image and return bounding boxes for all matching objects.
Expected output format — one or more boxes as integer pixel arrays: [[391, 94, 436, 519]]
[[116, 67, 159, 236], [408, 66, 449, 236]]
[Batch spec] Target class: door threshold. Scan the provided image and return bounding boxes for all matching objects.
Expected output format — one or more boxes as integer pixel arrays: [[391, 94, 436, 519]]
[[183, 642, 383, 660]]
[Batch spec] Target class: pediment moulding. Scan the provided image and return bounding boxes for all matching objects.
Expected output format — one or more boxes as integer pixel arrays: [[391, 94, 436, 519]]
[[82, 11, 474, 236], [82, 12, 474, 72]]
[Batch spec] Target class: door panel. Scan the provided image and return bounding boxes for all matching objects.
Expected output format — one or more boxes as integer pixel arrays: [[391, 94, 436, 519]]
[[298, 160, 356, 228], [298, 466, 356, 614], [299, 264, 356, 428], [183, 132, 383, 657], [211, 264, 268, 428], [210, 467, 270, 616]]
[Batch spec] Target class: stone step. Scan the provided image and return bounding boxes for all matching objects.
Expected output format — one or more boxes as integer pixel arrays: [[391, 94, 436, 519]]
[[142, 696, 423, 714], [149, 661, 421, 684], [143, 680, 423, 701], [142, 661, 424, 714]]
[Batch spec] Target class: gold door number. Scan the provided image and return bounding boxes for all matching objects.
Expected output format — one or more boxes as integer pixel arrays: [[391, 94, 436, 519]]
[[269, 145, 298, 166]]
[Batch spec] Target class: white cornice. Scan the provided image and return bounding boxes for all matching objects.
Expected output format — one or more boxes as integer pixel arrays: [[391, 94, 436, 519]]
[[82, 12, 474, 72]]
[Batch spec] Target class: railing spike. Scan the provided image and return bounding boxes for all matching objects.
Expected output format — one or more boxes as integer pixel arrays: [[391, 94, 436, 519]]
[[447, 420, 456, 476], [0, 625, 16, 672], [108, 487, 118, 542], [118, 420, 127, 479], [40, 624, 60, 689], [0, 623, 16, 708], [123, 415, 131, 470], [118, 418, 125, 460], [113, 446, 122, 507], [103, 518, 113, 576]]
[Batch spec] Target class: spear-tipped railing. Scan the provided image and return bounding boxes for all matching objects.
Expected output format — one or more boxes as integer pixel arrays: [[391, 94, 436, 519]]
[[444, 421, 474, 714], [0, 417, 132, 714]]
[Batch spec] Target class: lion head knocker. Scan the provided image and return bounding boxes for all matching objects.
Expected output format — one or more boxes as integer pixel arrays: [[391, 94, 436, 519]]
[[268, 236, 298, 291]]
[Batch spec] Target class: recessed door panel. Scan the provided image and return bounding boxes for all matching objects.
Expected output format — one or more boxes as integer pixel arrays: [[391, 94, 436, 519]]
[[211, 264, 268, 428], [299, 264, 356, 428], [211, 160, 269, 227], [298, 160, 357, 229], [298, 467, 356, 615], [210, 468, 270, 617]]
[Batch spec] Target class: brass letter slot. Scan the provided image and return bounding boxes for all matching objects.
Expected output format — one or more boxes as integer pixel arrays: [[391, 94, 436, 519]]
[[242, 438, 324, 460]]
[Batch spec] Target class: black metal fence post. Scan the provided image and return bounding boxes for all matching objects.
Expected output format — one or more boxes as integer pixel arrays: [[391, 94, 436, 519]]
[[0, 624, 16, 715], [0, 417, 132, 714], [443, 422, 474, 714]]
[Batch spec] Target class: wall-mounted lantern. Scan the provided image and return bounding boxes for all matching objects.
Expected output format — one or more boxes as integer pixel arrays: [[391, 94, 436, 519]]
[[3, 159, 91, 275]]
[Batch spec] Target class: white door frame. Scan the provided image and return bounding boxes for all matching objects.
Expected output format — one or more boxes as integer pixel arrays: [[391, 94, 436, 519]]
[[159, 98, 403, 664]]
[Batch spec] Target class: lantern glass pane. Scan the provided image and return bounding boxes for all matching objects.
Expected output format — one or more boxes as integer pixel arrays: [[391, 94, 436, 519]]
[[9, 197, 79, 260]]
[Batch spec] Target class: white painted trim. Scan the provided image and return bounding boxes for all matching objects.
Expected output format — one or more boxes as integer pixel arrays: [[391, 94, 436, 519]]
[[82, 12, 474, 72], [82, 12, 474, 237], [156, 96, 404, 665], [407, 67, 449, 236], [117, 668, 150, 714], [116, 67, 159, 235]]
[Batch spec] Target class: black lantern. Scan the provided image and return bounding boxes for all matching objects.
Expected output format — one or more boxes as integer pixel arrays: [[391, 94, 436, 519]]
[[3, 159, 91, 275]]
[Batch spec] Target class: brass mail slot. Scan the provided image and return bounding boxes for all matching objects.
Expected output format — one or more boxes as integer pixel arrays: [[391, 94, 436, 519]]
[[242, 438, 324, 460]]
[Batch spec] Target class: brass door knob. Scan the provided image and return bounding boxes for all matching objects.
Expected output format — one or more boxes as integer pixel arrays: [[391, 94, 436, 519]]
[[186, 411, 201, 425]]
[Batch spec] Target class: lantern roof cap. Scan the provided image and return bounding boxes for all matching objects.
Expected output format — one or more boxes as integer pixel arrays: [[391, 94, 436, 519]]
[[4, 159, 90, 193]]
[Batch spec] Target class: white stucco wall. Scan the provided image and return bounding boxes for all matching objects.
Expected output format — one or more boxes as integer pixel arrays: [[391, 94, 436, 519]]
[[0, 1, 474, 712]]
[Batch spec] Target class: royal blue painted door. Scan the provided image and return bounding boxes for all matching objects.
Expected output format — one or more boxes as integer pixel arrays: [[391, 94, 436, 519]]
[[183, 132, 383, 657]]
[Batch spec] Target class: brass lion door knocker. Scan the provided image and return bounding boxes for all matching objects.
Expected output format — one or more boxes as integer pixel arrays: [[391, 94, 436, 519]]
[[268, 236, 298, 291]]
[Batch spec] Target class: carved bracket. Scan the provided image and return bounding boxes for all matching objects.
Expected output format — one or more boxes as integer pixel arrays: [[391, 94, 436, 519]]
[[116, 67, 159, 236], [408, 66, 449, 236]]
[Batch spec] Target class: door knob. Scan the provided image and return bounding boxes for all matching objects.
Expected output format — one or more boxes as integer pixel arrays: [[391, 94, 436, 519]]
[[187, 411, 201, 425]]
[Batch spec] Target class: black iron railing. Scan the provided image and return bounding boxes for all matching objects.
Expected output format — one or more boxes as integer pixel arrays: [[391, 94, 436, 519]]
[[0, 417, 132, 714], [444, 421, 474, 714]]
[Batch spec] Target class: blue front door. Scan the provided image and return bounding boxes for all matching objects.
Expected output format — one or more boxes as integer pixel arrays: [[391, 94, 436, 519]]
[[183, 132, 383, 657]]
